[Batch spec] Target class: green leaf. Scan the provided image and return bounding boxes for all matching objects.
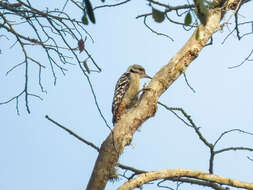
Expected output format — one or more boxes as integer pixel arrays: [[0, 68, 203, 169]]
[[84, 0, 96, 24], [184, 12, 192, 26], [152, 8, 165, 23], [82, 15, 89, 25]]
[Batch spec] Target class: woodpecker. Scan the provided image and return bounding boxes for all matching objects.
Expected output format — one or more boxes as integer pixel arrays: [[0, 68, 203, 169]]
[[112, 64, 151, 125]]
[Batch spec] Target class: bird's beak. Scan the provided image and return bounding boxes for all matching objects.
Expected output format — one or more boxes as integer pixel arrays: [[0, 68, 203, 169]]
[[144, 74, 152, 79]]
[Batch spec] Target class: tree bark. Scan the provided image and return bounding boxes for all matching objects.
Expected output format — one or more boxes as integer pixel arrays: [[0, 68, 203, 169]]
[[86, 1, 240, 189], [118, 169, 253, 190]]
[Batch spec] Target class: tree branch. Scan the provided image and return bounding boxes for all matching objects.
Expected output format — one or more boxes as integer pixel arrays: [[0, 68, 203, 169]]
[[45, 115, 100, 152], [86, 4, 224, 190], [118, 169, 253, 190], [93, 0, 131, 10]]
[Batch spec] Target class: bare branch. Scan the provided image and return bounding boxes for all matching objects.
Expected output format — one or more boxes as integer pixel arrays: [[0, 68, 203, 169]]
[[222, 21, 253, 44], [158, 103, 213, 149], [228, 48, 253, 69], [183, 72, 196, 93], [1, 0, 103, 115], [45, 115, 100, 152], [167, 177, 228, 190], [117, 164, 147, 175], [136, 2, 195, 20], [143, 16, 174, 41], [5, 61, 25, 76], [94, 0, 131, 10], [28, 93, 43, 101], [157, 180, 175, 190], [0, 90, 24, 105], [147, 0, 194, 12], [118, 169, 253, 190], [214, 129, 253, 147], [159, 101, 253, 174], [215, 146, 253, 154]]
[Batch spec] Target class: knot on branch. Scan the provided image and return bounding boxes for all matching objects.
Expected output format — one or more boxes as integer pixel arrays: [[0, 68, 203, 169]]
[[188, 48, 199, 60]]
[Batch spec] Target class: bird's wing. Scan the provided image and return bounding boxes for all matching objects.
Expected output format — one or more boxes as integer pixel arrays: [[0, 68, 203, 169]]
[[112, 72, 130, 124]]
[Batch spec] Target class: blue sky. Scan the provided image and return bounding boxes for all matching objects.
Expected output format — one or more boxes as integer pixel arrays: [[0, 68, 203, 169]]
[[1, 1, 253, 190]]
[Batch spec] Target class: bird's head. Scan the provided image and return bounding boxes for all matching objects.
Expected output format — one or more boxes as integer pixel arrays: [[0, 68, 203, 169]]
[[127, 64, 152, 79]]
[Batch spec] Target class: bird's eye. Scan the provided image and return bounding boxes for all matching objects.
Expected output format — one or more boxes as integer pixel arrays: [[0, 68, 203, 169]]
[[130, 68, 137, 73]]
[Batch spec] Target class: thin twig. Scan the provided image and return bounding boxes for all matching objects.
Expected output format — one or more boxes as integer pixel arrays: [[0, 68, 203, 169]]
[[45, 115, 100, 151], [93, 0, 131, 10], [143, 16, 174, 41], [183, 72, 196, 93], [228, 48, 253, 69]]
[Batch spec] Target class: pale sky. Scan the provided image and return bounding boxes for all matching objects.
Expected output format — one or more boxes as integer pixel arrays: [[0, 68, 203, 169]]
[[1, 1, 253, 190]]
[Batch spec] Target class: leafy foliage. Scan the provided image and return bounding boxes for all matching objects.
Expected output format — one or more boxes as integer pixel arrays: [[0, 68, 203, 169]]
[[152, 8, 165, 23], [82, 15, 89, 25], [84, 0, 96, 24], [184, 12, 192, 26]]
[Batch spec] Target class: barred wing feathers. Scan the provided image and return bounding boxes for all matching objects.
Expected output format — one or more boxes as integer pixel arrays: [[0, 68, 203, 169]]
[[112, 72, 130, 124]]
